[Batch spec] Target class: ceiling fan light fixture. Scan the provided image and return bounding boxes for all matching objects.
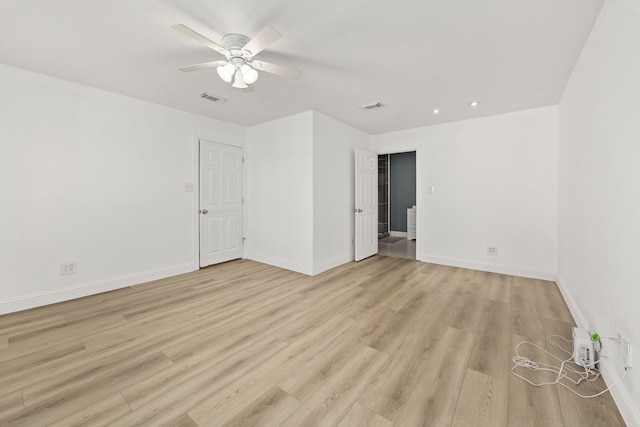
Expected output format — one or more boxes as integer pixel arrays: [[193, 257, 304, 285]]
[[241, 64, 259, 84], [232, 70, 248, 88], [173, 24, 302, 91], [217, 62, 235, 82]]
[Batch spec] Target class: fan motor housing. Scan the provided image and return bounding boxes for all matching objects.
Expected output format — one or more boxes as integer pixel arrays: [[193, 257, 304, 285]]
[[222, 34, 250, 54]]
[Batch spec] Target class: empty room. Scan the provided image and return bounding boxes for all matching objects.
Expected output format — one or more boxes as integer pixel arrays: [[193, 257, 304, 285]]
[[1, 0, 638, 425]]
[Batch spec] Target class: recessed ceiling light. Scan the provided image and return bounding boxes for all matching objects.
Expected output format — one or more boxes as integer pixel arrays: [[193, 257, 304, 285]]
[[433, 108, 440, 114], [469, 101, 479, 107]]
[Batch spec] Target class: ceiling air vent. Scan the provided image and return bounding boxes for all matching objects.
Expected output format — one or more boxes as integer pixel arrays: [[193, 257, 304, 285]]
[[359, 101, 382, 110], [200, 92, 225, 103]]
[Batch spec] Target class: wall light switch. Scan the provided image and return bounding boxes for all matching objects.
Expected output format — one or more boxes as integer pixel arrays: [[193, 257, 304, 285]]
[[184, 183, 194, 192]]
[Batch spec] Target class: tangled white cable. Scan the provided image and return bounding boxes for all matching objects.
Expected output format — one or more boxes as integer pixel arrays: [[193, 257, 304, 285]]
[[511, 335, 628, 398]]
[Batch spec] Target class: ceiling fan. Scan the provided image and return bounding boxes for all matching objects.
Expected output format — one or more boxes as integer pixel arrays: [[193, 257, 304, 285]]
[[171, 24, 302, 89]]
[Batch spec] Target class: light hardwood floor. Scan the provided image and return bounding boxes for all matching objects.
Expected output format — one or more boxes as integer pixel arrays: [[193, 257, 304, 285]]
[[0, 257, 625, 426]]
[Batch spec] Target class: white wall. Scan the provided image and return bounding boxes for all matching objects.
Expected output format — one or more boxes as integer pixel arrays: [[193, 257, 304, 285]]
[[312, 111, 370, 274], [245, 112, 315, 274], [0, 63, 245, 314], [372, 106, 558, 280], [558, 0, 640, 423], [245, 111, 370, 275]]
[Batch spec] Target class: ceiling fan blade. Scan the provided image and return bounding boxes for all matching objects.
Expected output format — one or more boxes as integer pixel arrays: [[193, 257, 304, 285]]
[[242, 25, 281, 56], [171, 24, 228, 56], [252, 60, 302, 80], [178, 60, 227, 72]]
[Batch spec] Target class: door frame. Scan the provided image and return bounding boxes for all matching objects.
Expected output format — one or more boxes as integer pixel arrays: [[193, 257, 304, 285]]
[[376, 148, 420, 261], [192, 134, 246, 269]]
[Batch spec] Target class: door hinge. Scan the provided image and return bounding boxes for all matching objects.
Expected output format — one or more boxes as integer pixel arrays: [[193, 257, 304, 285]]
[[242, 196, 245, 203], [242, 157, 245, 163]]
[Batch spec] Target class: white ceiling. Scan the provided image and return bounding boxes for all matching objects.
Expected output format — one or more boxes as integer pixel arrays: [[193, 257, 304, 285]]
[[0, 0, 603, 134]]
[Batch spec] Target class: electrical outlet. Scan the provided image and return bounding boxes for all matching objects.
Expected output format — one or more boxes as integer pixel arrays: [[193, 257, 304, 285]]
[[487, 246, 498, 256], [623, 336, 632, 368], [618, 332, 633, 367], [622, 338, 631, 368], [60, 262, 77, 276]]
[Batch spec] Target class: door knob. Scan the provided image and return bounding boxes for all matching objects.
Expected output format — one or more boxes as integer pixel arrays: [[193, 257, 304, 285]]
[[355, 208, 363, 213], [200, 209, 208, 214]]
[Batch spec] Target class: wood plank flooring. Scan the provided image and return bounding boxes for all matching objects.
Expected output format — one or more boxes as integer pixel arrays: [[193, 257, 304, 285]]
[[0, 257, 626, 426]]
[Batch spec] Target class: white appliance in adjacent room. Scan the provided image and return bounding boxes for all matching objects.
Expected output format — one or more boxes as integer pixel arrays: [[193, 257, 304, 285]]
[[407, 206, 416, 240]]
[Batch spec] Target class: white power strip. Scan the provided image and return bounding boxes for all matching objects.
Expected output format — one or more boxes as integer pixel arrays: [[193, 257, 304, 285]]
[[573, 327, 595, 368]]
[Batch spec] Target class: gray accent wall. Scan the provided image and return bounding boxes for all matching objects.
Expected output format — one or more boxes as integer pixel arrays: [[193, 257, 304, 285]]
[[390, 152, 416, 232]]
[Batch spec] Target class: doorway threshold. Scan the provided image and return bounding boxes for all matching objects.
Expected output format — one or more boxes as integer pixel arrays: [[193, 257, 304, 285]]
[[378, 238, 416, 260]]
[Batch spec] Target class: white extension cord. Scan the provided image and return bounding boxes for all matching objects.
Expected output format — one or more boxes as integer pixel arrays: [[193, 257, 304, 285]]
[[511, 335, 629, 399]]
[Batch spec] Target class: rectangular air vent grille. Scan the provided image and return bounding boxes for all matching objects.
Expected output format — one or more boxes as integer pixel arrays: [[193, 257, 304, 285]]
[[359, 101, 382, 110], [200, 93, 225, 103]]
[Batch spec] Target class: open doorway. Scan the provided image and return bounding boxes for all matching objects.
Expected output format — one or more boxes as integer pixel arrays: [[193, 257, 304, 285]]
[[377, 152, 416, 260]]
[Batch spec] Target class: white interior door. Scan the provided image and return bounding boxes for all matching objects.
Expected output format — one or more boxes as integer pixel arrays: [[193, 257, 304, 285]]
[[355, 149, 378, 261], [199, 140, 243, 267]]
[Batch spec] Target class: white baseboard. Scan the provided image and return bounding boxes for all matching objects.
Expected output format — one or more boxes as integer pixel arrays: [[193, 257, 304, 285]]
[[389, 231, 408, 237], [246, 252, 353, 277], [419, 254, 556, 281], [245, 252, 313, 276], [556, 274, 640, 427], [0, 263, 197, 315], [554, 274, 588, 326], [312, 255, 353, 276]]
